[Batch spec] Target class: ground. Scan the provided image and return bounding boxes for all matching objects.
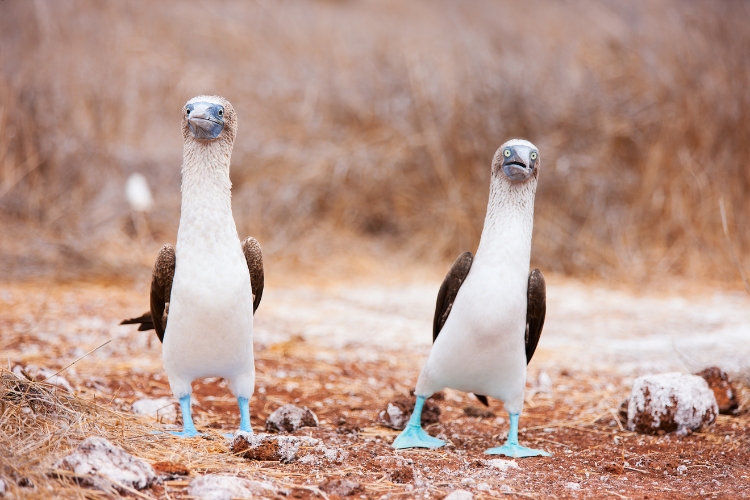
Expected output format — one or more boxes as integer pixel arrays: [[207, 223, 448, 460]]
[[1, 277, 749, 499]]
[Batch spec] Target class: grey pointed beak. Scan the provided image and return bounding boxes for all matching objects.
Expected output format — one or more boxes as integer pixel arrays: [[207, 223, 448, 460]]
[[186, 102, 225, 140], [501, 147, 536, 182]]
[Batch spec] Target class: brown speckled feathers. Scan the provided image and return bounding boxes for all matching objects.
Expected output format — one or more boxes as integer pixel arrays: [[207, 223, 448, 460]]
[[120, 238, 264, 342]]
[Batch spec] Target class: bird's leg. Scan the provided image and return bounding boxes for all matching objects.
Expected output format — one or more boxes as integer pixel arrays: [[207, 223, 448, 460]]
[[171, 394, 201, 437], [237, 396, 253, 433], [484, 413, 551, 457], [392, 396, 446, 449]]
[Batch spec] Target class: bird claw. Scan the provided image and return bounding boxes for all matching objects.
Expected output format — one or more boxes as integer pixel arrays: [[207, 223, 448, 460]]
[[392, 425, 446, 449], [484, 443, 551, 458]]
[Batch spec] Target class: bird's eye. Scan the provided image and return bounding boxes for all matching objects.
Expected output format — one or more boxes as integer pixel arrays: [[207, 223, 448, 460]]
[[503, 149, 511, 158], [218, 109, 224, 117], [186, 109, 191, 116], [530, 151, 538, 160]]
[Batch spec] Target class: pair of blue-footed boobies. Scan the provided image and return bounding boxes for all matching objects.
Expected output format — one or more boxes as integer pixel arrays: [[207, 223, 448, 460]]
[[122, 96, 548, 458]]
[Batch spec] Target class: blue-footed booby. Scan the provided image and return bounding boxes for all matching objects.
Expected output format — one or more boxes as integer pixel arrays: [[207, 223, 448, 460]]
[[121, 95, 264, 437], [392, 139, 550, 458]]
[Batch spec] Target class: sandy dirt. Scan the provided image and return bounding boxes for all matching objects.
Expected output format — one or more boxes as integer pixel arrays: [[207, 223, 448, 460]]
[[1, 277, 749, 498]]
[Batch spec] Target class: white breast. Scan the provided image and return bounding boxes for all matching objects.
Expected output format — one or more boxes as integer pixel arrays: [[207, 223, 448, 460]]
[[414, 176, 536, 413], [161, 177, 255, 399]]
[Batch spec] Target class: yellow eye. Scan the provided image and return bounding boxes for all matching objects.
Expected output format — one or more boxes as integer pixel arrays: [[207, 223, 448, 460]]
[[503, 149, 511, 157], [530, 151, 538, 160]]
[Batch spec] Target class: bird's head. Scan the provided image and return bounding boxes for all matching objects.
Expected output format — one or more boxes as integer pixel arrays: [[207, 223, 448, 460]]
[[181, 95, 237, 143], [491, 139, 540, 184]]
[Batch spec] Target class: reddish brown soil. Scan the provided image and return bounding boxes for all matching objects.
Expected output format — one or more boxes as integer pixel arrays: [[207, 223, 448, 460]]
[[2, 282, 750, 498], [90, 343, 750, 499]]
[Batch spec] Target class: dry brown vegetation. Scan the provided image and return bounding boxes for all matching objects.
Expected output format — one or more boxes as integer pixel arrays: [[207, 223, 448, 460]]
[[1, 0, 750, 283]]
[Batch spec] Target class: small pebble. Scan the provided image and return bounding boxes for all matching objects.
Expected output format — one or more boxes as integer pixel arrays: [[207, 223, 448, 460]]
[[444, 490, 473, 500]]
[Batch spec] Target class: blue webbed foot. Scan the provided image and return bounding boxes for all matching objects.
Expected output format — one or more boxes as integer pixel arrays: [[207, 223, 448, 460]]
[[485, 413, 551, 458], [484, 443, 551, 457], [393, 424, 446, 449], [171, 394, 201, 438], [170, 428, 202, 438], [224, 397, 254, 440]]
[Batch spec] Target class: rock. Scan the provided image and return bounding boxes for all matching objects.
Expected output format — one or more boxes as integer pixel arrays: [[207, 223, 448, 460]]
[[152, 461, 190, 480], [53, 436, 156, 491], [231, 433, 322, 463], [378, 396, 440, 430], [463, 406, 495, 419], [627, 372, 718, 435], [12, 364, 74, 393], [445, 490, 474, 500], [265, 404, 318, 433], [132, 398, 177, 423], [319, 478, 364, 496], [389, 466, 414, 484], [695, 367, 738, 415], [476, 482, 491, 491], [602, 462, 624, 475], [0, 477, 5, 497], [564, 482, 582, 490], [187, 475, 276, 500], [485, 459, 519, 472]]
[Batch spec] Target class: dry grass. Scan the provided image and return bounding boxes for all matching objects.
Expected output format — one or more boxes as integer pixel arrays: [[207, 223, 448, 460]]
[[1, 0, 749, 283]]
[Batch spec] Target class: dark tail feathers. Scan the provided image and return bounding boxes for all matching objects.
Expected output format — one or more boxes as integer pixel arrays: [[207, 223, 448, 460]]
[[120, 312, 154, 331]]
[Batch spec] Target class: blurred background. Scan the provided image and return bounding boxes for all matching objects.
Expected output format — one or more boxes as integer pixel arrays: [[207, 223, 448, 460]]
[[1, 0, 748, 286]]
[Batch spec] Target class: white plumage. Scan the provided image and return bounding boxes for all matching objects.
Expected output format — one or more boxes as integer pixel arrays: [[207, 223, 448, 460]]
[[163, 95, 255, 402], [415, 139, 538, 415]]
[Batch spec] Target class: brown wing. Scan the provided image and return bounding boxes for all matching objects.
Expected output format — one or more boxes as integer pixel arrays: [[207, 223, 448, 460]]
[[433, 252, 473, 341], [432, 252, 488, 406], [242, 236, 264, 313], [149, 244, 176, 343], [525, 268, 546, 364]]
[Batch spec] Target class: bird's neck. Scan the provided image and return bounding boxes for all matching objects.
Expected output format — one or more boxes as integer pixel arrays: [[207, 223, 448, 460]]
[[180, 141, 233, 214], [475, 175, 537, 269], [177, 141, 238, 249]]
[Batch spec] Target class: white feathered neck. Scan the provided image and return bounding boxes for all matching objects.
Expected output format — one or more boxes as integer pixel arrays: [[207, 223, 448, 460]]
[[475, 148, 539, 266]]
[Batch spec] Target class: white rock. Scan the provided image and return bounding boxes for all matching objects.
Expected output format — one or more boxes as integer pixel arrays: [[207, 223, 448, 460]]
[[476, 482, 491, 491], [188, 475, 276, 500], [445, 490, 474, 500], [53, 436, 156, 491], [265, 404, 318, 433], [500, 484, 512, 492], [13, 365, 74, 393], [384, 403, 408, 429], [460, 477, 476, 485], [486, 459, 520, 472], [627, 372, 718, 434], [0, 477, 5, 496], [565, 482, 582, 490], [231, 433, 322, 463], [132, 398, 176, 423]]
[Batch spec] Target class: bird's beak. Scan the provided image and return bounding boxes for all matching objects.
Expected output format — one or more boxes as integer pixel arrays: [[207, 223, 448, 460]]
[[501, 147, 534, 182], [186, 102, 225, 140]]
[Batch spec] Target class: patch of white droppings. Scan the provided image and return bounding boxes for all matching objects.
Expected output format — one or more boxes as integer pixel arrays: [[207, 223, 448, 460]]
[[485, 459, 520, 472]]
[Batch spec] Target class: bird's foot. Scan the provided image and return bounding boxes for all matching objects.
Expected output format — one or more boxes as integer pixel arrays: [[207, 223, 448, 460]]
[[393, 425, 446, 449], [484, 443, 551, 458], [169, 428, 202, 438]]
